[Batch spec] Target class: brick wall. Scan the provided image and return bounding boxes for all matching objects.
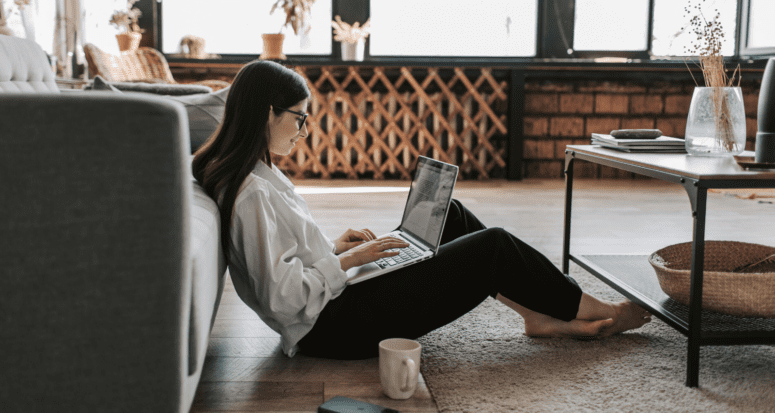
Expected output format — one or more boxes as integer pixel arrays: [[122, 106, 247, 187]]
[[523, 78, 762, 178]]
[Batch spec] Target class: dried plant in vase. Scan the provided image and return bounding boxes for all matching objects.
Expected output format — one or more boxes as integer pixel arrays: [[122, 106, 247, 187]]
[[261, 0, 315, 60], [271, 0, 316, 35], [332, 15, 370, 61], [110, 0, 144, 34], [682, 1, 744, 154], [331, 15, 371, 44], [0, 0, 31, 36], [110, 0, 144, 52]]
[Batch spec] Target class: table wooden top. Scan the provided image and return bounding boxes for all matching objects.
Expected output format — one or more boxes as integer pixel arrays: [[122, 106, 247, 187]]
[[567, 145, 775, 181]]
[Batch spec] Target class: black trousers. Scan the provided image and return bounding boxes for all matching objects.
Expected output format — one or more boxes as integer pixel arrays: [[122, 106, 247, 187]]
[[297, 199, 583, 359]]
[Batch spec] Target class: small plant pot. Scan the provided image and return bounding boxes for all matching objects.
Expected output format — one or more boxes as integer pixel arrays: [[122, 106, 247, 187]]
[[116, 32, 142, 52], [340, 40, 364, 61], [685, 87, 746, 157], [260, 34, 286, 60]]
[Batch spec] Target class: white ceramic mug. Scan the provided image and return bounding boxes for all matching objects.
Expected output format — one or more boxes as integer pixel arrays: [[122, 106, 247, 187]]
[[379, 338, 421, 400]]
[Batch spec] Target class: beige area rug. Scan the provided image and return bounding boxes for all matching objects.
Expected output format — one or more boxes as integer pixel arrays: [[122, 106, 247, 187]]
[[417, 262, 775, 413]]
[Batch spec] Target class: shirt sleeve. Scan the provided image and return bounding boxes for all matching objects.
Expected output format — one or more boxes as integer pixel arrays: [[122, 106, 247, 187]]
[[232, 187, 347, 326]]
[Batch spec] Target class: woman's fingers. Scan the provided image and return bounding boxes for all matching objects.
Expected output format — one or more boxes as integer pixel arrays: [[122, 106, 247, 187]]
[[358, 229, 375, 241], [375, 237, 409, 251], [356, 237, 408, 253], [362, 228, 376, 240], [343, 236, 410, 267]]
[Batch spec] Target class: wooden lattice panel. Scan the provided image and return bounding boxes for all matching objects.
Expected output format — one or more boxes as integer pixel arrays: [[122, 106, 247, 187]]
[[274, 66, 509, 180]]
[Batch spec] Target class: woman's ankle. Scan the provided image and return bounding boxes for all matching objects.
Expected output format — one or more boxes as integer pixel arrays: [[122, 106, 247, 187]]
[[575, 293, 617, 321]]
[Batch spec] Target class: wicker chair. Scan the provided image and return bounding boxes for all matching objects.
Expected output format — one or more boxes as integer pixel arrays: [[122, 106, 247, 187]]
[[83, 44, 230, 91]]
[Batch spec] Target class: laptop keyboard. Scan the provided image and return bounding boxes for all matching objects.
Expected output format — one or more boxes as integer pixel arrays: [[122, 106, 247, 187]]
[[375, 242, 424, 269]]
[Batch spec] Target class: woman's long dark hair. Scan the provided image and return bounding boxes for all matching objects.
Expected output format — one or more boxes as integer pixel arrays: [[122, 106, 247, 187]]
[[192, 60, 310, 261]]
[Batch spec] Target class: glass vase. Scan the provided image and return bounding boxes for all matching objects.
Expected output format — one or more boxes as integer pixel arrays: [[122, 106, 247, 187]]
[[685, 87, 746, 157]]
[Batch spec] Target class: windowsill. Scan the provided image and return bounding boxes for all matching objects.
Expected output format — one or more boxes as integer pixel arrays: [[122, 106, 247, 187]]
[[165, 54, 772, 71]]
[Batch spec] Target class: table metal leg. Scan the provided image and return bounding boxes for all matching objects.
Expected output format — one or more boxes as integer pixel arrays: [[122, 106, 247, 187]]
[[562, 152, 575, 275], [686, 185, 707, 387]]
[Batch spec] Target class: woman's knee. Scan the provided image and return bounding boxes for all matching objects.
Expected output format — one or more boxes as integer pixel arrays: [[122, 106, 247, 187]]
[[483, 227, 510, 243], [448, 198, 464, 219]]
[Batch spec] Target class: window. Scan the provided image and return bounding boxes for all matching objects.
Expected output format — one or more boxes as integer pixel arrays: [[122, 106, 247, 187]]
[[747, 0, 775, 48], [0, 0, 56, 50], [31, 1, 56, 55], [150, 0, 772, 61], [651, 0, 737, 57], [82, 0, 129, 55], [740, 0, 775, 55], [369, 0, 537, 57], [572, 0, 649, 52], [161, 0, 332, 55]]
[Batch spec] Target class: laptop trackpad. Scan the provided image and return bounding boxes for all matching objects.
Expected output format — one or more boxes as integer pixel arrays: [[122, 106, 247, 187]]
[[346, 262, 381, 282]]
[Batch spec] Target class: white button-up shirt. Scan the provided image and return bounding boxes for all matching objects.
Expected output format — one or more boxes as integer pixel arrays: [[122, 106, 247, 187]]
[[227, 161, 348, 357]]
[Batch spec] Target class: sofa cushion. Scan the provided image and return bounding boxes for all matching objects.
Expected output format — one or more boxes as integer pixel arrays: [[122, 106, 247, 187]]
[[87, 76, 228, 153], [166, 86, 230, 152], [0, 35, 59, 93], [90, 75, 123, 92]]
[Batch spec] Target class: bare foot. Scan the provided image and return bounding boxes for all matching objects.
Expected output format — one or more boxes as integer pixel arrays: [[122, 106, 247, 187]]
[[524, 312, 615, 338], [598, 301, 652, 336]]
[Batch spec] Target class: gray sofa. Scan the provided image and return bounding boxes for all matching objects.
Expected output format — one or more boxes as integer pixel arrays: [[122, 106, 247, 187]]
[[0, 35, 227, 412]]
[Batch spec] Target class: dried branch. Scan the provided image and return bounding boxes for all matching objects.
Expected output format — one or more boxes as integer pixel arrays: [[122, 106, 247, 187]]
[[271, 0, 316, 36], [331, 15, 371, 44], [14, 0, 31, 11], [683, 0, 741, 151], [1, 0, 31, 27], [110, 0, 144, 34], [682, 1, 738, 88]]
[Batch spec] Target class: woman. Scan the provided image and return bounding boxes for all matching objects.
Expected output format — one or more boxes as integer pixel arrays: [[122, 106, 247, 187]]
[[192, 60, 651, 360]]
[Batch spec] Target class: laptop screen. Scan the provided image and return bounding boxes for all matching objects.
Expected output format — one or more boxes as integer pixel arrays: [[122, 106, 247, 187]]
[[399, 157, 459, 248]]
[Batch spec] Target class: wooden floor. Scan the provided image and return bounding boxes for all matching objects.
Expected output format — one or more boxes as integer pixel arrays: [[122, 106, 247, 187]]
[[191, 178, 775, 413]]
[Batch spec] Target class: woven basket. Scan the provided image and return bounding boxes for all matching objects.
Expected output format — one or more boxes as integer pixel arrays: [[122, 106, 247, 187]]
[[648, 241, 775, 318]]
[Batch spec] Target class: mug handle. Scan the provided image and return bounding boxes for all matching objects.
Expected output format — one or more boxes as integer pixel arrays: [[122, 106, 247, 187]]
[[399, 357, 418, 392]]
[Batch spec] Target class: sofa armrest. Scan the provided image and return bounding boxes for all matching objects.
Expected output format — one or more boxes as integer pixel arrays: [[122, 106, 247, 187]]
[[0, 93, 193, 412]]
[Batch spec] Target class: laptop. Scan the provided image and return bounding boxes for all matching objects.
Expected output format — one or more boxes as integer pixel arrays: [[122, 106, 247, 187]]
[[346, 156, 459, 285]]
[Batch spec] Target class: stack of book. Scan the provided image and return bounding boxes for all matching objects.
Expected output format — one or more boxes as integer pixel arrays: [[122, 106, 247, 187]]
[[591, 133, 687, 153]]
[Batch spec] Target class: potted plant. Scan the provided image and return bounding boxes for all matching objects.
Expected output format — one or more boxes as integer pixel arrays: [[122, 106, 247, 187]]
[[110, 0, 144, 52], [331, 15, 370, 61], [0, 0, 31, 36], [682, 1, 745, 157], [261, 0, 316, 60]]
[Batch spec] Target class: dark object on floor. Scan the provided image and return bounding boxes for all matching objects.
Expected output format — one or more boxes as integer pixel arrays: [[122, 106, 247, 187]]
[[610, 129, 663, 139], [318, 396, 399, 413]]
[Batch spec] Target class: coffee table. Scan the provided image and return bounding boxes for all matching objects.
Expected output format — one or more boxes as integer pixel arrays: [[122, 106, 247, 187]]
[[562, 145, 775, 387]]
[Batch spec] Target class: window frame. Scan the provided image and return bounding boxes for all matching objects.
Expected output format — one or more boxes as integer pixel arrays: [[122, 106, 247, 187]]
[[738, 0, 775, 57], [560, 0, 654, 60], [146, 0, 774, 64]]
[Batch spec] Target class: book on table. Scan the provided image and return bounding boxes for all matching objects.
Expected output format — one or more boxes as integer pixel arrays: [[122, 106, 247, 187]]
[[590, 133, 686, 153]]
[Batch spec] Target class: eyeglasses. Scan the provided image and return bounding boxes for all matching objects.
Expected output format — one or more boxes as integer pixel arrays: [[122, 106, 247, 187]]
[[275, 106, 308, 130]]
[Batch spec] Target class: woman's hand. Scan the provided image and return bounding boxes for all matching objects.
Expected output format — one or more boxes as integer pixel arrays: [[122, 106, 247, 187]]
[[338, 237, 410, 272], [333, 228, 377, 255]]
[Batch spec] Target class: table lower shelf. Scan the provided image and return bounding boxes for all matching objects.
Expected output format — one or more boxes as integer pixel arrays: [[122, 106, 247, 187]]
[[571, 254, 775, 345]]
